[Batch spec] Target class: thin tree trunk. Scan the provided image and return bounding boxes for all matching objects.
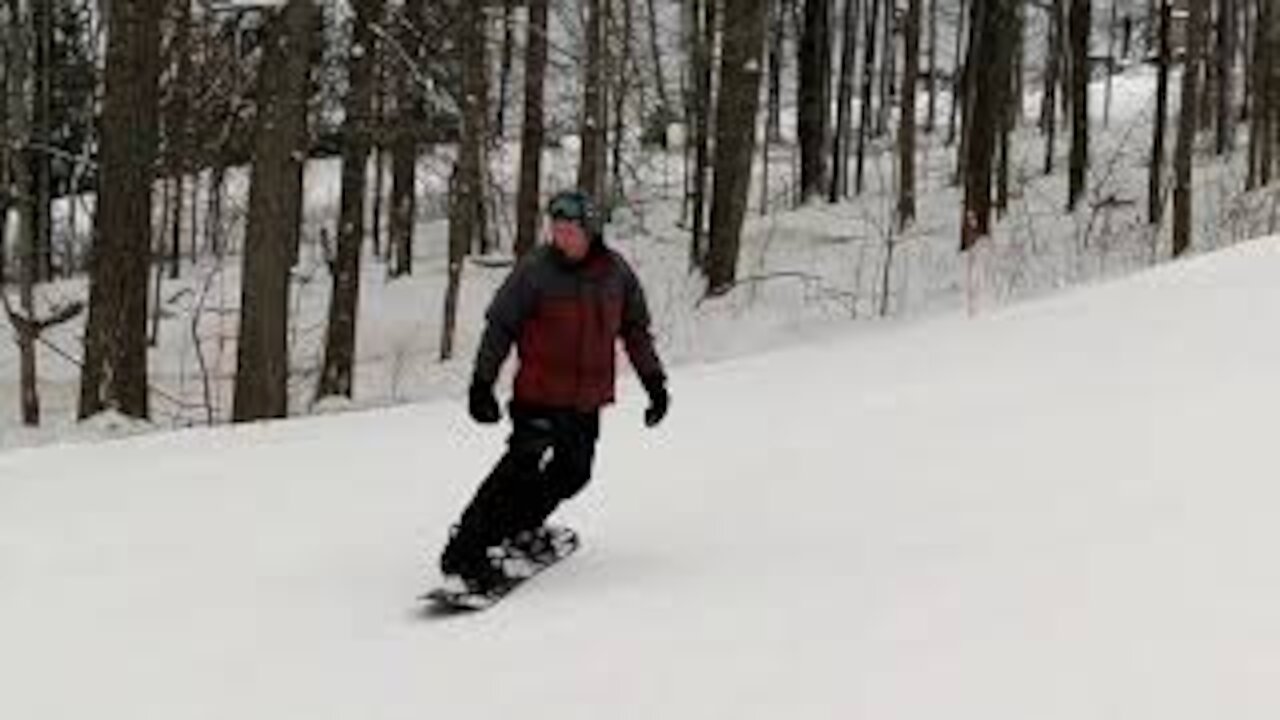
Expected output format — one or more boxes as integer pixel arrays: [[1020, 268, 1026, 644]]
[[1104, 0, 1118, 126], [1150, 0, 1170, 224], [1173, 0, 1205, 258], [233, 0, 315, 422], [1217, 0, 1235, 154], [441, 0, 487, 361], [7, 0, 40, 423], [831, 0, 861, 201], [876, 0, 893, 136], [647, 0, 672, 112], [1043, 0, 1063, 175], [390, 0, 425, 275], [767, 0, 787, 142], [611, 0, 635, 202], [947, 0, 966, 146], [79, 0, 162, 420], [316, 0, 383, 402], [516, 0, 549, 257], [855, 0, 880, 193], [960, 0, 1001, 251], [32, 0, 52, 282], [706, 0, 768, 294], [926, 0, 938, 133], [690, 0, 716, 268], [1067, 0, 1090, 210], [496, 0, 516, 137], [169, 174, 182, 280], [898, 0, 920, 228], [799, 0, 832, 200], [579, 0, 608, 205]]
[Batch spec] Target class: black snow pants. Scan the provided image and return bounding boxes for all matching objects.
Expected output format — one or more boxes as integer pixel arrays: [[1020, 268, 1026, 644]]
[[440, 403, 600, 576]]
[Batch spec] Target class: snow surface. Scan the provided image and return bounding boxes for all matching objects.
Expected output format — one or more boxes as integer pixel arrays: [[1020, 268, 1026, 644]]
[[4, 235, 1280, 719]]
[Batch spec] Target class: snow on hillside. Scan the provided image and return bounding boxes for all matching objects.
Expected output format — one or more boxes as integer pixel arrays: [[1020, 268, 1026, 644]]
[[3, 235, 1280, 719]]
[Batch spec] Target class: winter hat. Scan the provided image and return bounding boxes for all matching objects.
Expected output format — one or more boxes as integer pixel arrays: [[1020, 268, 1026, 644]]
[[546, 189, 602, 236]]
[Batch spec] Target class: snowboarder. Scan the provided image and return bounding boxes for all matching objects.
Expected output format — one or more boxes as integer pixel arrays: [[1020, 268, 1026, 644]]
[[438, 189, 669, 596]]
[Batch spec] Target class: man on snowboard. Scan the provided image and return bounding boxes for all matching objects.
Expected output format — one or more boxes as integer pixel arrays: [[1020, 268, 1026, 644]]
[[439, 189, 669, 595]]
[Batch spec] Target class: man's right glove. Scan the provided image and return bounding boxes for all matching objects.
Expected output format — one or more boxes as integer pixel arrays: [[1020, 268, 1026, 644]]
[[468, 380, 501, 424], [641, 374, 669, 428]]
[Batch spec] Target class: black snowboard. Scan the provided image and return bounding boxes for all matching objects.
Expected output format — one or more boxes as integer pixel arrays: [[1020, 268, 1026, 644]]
[[420, 526, 579, 615]]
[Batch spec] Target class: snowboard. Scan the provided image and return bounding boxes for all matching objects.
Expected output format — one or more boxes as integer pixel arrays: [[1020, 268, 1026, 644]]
[[420, 526, 580, 615]]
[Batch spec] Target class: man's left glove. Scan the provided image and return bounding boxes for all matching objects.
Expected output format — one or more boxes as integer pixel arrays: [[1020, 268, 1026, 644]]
[[468, 380, 501, 424], [641, 374, 669, 428]]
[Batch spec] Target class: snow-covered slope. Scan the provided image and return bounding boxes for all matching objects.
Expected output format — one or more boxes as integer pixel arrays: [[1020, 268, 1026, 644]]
[[4, 237, 1280, 719]]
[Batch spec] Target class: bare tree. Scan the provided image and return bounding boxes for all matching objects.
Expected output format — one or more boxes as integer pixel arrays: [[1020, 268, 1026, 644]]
[[960, 0, 1011, 251], [316, 0, 384, 402], [390, 0, 426, 276], [705, 0, 768, 294], [79, 0, 163, 420], [830, 0, 860, 202], [515, 0, 549, 258], [233, 0, 316, 422], [854, 0, 880, 194], [767, 0, 788, 143], [646, 0, 672, 113], [1216, 0, 1236, 154], [925, 0, 937, 133], [31, 0, 51, 281], [441, 0, 487, 361], [799, 0, 832, 201], [1042, 0, 1063, 175], [579, 0, 608, 204], [688, 0, 716, 269], [899, 0, 920, 228], [1067, 0, 1089, 209], [1173, 0, 1205, 258], [1149, 0, 1169, 224]]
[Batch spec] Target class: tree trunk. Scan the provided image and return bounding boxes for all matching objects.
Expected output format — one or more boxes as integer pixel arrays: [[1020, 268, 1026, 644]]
[[947, 0, 967, 146], [925, 0, 938, 133], [1043, 0, 1063, 175], [79, 0, 162, 420], [316, 0, 383, 402], [32, 0, 52, 282], [767, 0, 787, 142], [960, 0, 1004, 251], [855, 0, 880, 193], [1067, 0, 1090, 209], [647, 0, 672, 112], [1104, 0, 1117, 127], [390, 0, 425, 276], [1217, 0, 1235, 154], [799, 0, 832, 201], [233, 0, 316, 423], [1150, 0, 1170, 224], [898, 0, 920, 228], [706, 0, 768, 294], [516, 0, 549, 258], [611, 0, 635, 202], [1173, 0, 1204, 258], [690, 0, 716, 268], [6, 0, 40, 424], [496, 0, 516, 138], [441, 0, 487, 361], [831, 0, 860, 201], [579, 0, 608, 204], [876, 0, 893, 136]]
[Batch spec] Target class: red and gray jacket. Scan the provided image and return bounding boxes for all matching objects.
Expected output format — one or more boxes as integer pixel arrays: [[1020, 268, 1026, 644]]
[[473, 243, 665, 412]]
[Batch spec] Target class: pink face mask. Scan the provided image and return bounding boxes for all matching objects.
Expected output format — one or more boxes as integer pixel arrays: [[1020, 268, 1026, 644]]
[[550, 220, 590, 261]]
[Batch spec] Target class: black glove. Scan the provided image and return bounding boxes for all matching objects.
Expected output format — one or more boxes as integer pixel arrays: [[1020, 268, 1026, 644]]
[[641, 374, 669, 428], [468, 380, 501, 424]]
